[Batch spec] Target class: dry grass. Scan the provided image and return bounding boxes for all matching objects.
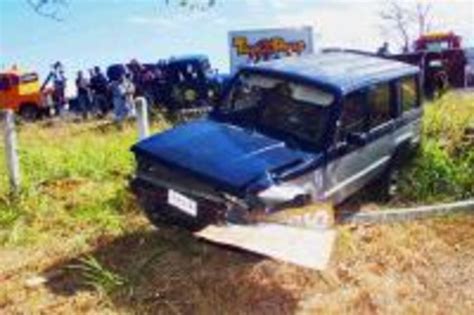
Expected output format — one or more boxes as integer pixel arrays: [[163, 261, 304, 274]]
[[1, 216, 473, 314]]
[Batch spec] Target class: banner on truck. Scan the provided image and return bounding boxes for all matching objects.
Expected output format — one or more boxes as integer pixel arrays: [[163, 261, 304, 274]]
[[229, 26, 314, 74]]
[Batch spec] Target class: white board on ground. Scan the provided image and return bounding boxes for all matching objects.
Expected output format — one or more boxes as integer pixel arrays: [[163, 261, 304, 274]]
[[195, 223, 336, 270]]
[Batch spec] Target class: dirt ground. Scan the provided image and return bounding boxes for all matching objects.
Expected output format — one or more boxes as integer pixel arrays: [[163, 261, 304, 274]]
[[1, 213, 473, 315]]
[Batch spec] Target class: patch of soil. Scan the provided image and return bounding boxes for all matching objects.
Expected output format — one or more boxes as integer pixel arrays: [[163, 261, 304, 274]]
[[39, 178, 88, 199], [1, 216, 474, 314]]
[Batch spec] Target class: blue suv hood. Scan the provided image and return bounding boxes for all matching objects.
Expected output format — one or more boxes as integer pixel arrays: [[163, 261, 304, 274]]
[[131, 120, 313, 193]]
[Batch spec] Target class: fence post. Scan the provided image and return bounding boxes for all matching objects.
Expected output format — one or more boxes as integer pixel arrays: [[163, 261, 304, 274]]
[[135, 97, 150, 140], [3, 110, 20, 193], [465, 65, 472, 88]]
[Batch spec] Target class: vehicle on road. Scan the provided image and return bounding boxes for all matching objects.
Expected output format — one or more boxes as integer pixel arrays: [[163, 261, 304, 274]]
[[0, 67, 53, 120], [131, 52, 422, 230]]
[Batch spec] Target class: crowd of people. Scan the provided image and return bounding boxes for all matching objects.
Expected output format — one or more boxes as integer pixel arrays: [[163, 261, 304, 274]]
[[74, 66, 137, 122], [44, 61, 150, 124]]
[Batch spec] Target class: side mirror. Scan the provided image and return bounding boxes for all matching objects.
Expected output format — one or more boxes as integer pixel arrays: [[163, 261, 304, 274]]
[[346, 132, 368, 146]]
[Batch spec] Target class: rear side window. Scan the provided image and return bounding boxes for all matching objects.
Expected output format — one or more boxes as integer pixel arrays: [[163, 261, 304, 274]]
[[336, 91, 367, 142], [369, 84, 392, 127], [0, 76, 9, 91], [401, 76, 418, 112]]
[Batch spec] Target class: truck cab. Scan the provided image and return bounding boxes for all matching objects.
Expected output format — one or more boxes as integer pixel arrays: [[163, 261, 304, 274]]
[[414, 32, 462, 52], [0, 68, 51, 120]]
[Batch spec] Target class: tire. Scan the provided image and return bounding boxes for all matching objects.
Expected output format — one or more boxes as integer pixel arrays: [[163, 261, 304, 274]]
[[366, 162, 399, 203], [19, 104, 40, 121], [374, 143, 418, 202]]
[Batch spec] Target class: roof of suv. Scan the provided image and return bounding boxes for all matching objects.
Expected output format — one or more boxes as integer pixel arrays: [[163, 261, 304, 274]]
[[242, 51, 419, 96]]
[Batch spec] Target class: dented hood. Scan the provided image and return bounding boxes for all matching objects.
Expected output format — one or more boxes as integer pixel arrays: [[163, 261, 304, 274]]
[[131, 120, 312, 193]]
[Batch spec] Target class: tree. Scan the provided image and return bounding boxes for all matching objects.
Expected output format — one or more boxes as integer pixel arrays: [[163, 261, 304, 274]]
[[26, 0, 68, 21], [414, 2, 433, 38], [26, 0, 217, 21], [165, 0, 216, 10], [380, 0, 434, 52]]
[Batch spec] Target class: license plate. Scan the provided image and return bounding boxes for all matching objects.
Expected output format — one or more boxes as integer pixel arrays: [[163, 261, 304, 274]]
[[167, 189, 197, 217]]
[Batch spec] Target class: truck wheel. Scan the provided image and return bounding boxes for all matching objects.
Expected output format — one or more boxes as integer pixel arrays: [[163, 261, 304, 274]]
[[19, 104, 39, 121], [367, 163, 398, 203]]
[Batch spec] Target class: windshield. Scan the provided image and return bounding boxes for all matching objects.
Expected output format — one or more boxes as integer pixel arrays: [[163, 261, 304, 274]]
[[20, 73, 39, 84], [218, 72, 335, 147]]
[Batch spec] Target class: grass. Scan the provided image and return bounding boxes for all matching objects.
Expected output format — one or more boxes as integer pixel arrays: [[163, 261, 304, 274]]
[[0, 118, 170, 247], [0, 91, 473, 314], [69, 255, 127, 294], [397, 92, 474, 204]]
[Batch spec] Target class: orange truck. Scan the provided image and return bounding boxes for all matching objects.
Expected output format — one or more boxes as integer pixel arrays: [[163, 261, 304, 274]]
[[0, 67, 53, 120]]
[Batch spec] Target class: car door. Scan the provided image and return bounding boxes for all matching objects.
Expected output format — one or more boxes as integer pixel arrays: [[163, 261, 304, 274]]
[[322, 82, 396, 204], [360, 82, 398, 186], [322, 89, 372, 203]]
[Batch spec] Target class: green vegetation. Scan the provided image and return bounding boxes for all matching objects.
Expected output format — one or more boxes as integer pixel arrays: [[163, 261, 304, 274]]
[[70, 255, 127, 294], [0, 119, 170, 247], [397, 92, 474, 204]]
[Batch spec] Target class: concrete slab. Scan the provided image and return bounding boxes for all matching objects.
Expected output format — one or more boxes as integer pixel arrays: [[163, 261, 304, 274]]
[[195, 223, 336, 270]]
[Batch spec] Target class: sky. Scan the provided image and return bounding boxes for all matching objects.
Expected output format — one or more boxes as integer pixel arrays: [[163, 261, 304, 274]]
[[1, 0, 473, 89]]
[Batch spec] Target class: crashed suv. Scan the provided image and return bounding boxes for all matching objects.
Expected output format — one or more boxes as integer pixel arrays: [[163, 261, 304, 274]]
[[131, 51, 422, 230]]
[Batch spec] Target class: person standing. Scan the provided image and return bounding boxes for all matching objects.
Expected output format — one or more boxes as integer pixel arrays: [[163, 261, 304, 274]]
[[111, 73, 135, 124], [48, 62, 67, 116], [124, 73, 136, 118], [75, 71, 91, 120], [377, 42, 390, 56], [90, 66, 110, 117]]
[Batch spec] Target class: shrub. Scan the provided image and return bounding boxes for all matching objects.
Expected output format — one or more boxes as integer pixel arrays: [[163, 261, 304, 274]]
[[397, 92, 474, 203]]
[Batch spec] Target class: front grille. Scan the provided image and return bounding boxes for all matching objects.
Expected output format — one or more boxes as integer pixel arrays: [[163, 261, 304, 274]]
[[137, 157, 217, 197]]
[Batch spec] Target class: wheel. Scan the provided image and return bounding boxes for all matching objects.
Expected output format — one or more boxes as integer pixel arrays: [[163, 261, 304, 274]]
[[366, 163, 398, 203], [19, 104, 40, 121]]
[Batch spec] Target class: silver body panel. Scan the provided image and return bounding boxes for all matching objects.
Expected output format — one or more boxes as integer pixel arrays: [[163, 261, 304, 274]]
[[283, 112, 422, 205]]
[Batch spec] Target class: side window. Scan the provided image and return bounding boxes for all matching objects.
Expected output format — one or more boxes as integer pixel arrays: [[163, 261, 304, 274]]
[[400, 76, 418, 112], [336, 90, 367, 142], [369, 83, 392, 128], [0, 76, 10, 91]]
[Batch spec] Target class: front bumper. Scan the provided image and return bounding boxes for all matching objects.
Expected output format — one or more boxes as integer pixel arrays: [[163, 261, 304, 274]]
[[130, 175, 251, 228]]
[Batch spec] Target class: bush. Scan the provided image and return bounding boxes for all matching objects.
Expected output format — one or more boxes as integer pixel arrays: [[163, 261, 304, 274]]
[[398, 92, 474, 203]]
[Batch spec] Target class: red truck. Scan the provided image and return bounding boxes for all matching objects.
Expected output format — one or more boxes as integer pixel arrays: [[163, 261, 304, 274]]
[[390, 32, 468, 98]]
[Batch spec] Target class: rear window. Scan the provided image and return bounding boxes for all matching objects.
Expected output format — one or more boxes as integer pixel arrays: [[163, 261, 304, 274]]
[[0, 76, 9, 91], [400, 76, 418, 112]]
